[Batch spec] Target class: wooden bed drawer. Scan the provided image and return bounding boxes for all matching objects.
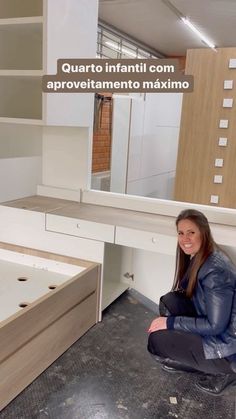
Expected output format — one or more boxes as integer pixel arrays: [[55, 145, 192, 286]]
[[0, 243, 101, 411], [46, 213, 115, 243], [115, 226, 176, 255]]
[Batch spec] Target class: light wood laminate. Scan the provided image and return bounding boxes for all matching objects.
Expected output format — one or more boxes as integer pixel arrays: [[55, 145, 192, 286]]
[[0, 242, 100, 411], [3, 195, 236, 250], [175, 48, 236, 209]]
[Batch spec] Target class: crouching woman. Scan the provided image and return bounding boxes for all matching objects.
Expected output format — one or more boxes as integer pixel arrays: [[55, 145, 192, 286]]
[[148, 209, 236, 395]]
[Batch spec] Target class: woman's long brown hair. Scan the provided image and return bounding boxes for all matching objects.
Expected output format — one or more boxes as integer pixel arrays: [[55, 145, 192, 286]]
[[172, 209, 217, 297]]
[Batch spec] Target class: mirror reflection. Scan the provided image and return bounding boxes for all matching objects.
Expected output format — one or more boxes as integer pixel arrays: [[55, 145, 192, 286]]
[[91, 2, 236, 210], [92, 22, 183, 202], [92, 91, 182, 202]]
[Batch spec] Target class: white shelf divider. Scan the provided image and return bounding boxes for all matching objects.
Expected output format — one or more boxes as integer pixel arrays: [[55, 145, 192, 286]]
[[0, 117, 43, 125], [0, 17, 43, 26], [0, 70, 43, 76]]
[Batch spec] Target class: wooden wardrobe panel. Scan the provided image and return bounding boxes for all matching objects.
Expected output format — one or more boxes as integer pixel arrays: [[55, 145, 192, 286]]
[[174, 48, 236, 208]]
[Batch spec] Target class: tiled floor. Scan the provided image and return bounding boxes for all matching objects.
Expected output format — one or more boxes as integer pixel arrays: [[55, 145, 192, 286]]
[[1, 291, 235, 419]]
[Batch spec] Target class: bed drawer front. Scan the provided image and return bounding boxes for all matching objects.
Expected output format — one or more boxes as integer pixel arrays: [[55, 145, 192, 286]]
[[46, 214, 115, 243], [0, 292, 97, 411], [115, 226, 176, 255], [0, 265, 99, 363]]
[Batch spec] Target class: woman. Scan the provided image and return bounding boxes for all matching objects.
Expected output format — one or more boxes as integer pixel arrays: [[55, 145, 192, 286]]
[[148, 209, 236, 395]]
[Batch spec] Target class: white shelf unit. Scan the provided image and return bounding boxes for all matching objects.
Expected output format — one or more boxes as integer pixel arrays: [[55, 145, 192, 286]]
[[0, 0, 42, 19], [0, 19, 43, 70], [0, 0, 43, 202], [0, 117, 43, 125], [0, 76, 42, 120], [0, 15, 43, 121]]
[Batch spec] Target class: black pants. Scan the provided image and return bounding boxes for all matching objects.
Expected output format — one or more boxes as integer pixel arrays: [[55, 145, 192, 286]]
[[148, 292, 233, 375]]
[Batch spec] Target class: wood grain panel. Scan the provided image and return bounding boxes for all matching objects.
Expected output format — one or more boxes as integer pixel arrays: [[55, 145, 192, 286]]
[[0, 264, 99, 363], [0, 293, 96, 411], [0, 242, 100, 410], [174, 47, 236, 208]]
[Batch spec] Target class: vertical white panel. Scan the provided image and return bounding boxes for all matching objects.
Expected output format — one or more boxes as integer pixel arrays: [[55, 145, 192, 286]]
[[127, 97, 145, 182], [132, 249, 175, 303], [127, 93, 183, 199], [44, 0, 98, 126], [110, 98, 131, 193]]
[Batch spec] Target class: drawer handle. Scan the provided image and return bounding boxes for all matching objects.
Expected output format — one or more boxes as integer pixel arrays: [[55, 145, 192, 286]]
[[77, 223, 81, 229], [152, 237, 157, 243]]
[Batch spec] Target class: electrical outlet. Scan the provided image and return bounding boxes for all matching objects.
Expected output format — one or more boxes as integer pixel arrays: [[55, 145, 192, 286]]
[[224, 80, 233, 89], [229, 58, 236, 68], [218, 137, 228, 147], [215, 158, 224, 167], [223, 98, 233, 108], [214, 175, 223, 184], [210, 195, 219, 204], [219, 119, 229, 128]]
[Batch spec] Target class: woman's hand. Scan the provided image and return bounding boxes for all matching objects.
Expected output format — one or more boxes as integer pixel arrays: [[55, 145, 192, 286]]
[[148, 316, 167, 333]]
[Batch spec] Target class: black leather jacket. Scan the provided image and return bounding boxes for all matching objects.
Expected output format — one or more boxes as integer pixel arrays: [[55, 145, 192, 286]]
[[172, 250, 236, 359]]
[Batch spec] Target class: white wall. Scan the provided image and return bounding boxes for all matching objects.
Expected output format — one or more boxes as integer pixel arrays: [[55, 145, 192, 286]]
[[0, 124, 42, 203], [0, 156, 42, 202], [42, 126, 89, 190]]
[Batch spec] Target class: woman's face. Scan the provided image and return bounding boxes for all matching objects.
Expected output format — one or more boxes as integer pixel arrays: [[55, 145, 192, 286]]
[[177, 219, 202, 257]]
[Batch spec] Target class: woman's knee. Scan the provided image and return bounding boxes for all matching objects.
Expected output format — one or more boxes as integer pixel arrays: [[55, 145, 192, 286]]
[[147, 331, 164, 355]]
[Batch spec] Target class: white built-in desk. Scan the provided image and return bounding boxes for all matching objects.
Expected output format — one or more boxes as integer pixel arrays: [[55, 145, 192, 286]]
[[1, 195, 236, 313]]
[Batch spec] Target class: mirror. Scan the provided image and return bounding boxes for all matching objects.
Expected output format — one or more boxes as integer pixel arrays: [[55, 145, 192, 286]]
[[91, 1, 236, 211], [91, 91, 181, 201]]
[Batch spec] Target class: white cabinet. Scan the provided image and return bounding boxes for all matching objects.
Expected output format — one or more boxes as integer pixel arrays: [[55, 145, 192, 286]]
[[0, 3, 43, 202], [115, 226, 176, 255], [0, 9, 43, 124], [0, 0, 99, 202], [46, 213, 115, 243]]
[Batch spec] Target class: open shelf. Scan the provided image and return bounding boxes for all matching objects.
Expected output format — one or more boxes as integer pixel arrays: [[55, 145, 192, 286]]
[[0, 0, 42, 19], [0, 20, 42, 70], [0, 76, 42, 120]]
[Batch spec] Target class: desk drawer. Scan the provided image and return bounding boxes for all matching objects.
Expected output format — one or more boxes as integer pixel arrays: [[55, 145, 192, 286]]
[[46, 214, 115, 243], [115, 226, 176, 255]]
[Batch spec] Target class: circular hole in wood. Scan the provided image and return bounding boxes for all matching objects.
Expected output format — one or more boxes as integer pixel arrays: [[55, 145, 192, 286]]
[[19, 302, 29, 308], [17, 277, 28, 282], [48, 285, 57, 290]]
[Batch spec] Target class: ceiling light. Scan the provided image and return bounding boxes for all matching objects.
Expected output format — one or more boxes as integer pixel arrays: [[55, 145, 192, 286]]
[[181, 17, 216, 49], [161, 0, 216, 50]]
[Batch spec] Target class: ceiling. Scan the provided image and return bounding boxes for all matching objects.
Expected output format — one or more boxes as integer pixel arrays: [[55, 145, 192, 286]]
[[98, 0, 236, 57]]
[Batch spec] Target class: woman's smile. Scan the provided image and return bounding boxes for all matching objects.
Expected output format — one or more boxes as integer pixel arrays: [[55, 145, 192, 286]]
[[177, 219, 202, 256]]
